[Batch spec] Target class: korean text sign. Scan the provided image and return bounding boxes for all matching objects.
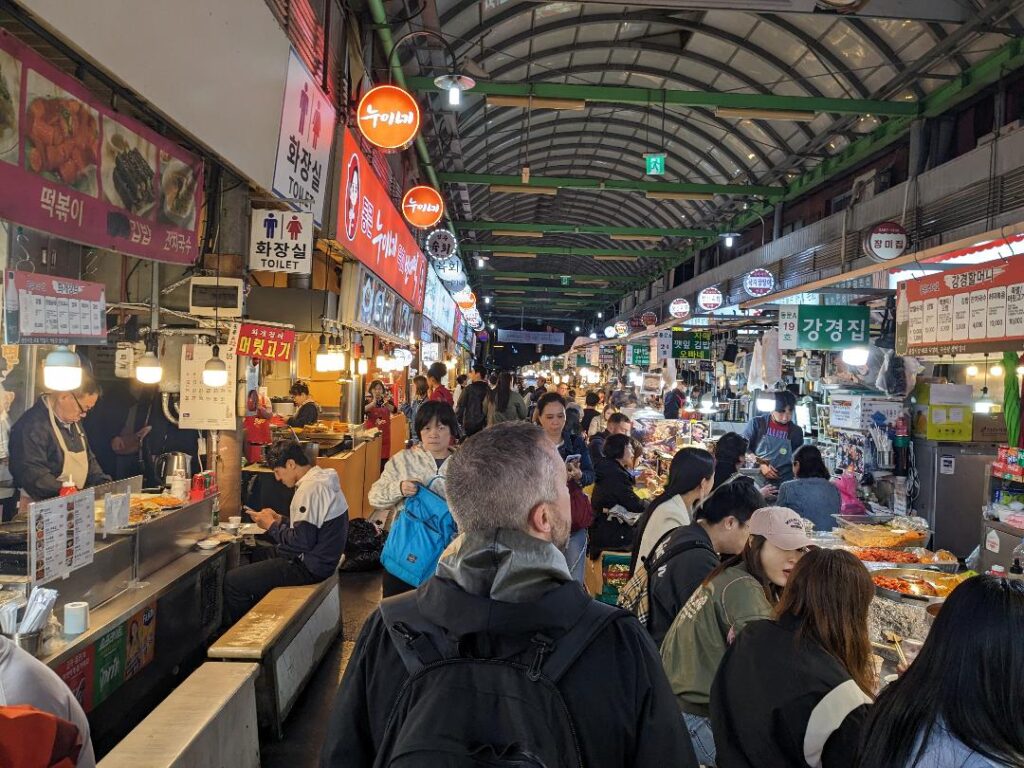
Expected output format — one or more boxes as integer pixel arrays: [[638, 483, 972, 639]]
[[672, 329, 712, 360], [794, 305, 869, 350], [4, 270, 106, 345], [236, 323, 295, 362], [249, 209, 313, 275], [335, 128, 427, 311], [272, 50, 336, 225], [896, 258, 1024, 356], [0, 30, 204, 265]]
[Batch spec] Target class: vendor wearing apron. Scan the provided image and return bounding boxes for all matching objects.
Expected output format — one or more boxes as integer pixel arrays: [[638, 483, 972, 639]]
[[742, 389, 804, 487], [9, 379, 110, 506]]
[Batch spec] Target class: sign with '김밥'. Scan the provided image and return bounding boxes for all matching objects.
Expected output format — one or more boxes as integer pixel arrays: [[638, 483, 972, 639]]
[[249, 209, 313, 275], [271, 49, 336, 225]]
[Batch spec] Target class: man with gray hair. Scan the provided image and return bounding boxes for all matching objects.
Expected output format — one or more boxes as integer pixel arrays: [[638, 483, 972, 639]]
[[320, 422, 696, 768]]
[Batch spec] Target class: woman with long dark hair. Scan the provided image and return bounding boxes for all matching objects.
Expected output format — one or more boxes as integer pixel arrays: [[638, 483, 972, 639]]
[[776, 444, 841, 530], [660, 506, 812, 766], [857, 575, 1024, 768], [631, 448, 715, 573], [487, 372, 528, 424], [711, 432, 749, 488], [712, 548, 875, 768]]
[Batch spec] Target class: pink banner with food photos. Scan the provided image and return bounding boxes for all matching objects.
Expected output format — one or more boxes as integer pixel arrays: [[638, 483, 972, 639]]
[[0, 29, 203, 265]]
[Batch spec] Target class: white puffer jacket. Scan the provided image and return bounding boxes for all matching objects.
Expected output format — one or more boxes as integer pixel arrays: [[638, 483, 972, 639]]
[[368, 444, 452, 525]]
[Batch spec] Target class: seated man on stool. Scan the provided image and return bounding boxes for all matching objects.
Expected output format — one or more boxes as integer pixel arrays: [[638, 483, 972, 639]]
[[224, 440, 349, 625]]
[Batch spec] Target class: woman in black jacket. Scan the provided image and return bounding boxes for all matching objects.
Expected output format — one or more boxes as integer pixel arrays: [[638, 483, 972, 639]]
[[589, 433, 647, 555]]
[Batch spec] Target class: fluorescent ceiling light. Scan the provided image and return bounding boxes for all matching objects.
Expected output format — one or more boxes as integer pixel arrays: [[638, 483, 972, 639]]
[[645, 191, 716, 202], [609, 234, 664, 242], [493, 276, 530, 281], [487, 95, 586, 111], [492, 230, 545, 238], [593, 255, 640, 261], [493, 252, 538, 258], [716, 107, 816, 121], [490, 185, 558, 196]]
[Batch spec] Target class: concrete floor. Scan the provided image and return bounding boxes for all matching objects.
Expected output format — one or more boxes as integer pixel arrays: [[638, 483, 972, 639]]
[[260, 569, 382, 768]]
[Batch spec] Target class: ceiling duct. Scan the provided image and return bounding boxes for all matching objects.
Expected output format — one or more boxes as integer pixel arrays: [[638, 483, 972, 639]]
[[568, 0, 967, 20]]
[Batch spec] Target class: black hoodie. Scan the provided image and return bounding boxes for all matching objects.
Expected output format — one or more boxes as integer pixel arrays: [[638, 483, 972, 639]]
[[320, 529, 696, 768], [646, 522, 720, 648]]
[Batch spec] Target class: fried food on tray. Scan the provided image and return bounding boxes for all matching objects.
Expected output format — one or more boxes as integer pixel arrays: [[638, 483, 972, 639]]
[[852, 547, 919, 564]]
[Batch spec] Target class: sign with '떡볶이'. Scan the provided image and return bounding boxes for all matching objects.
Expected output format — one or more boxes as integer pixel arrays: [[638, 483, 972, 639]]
[[272, 49, 336, 225], [249, 209, 313, 275]]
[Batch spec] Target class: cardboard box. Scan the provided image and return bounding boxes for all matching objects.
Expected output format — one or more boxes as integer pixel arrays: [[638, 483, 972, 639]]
[[972, 413, 1008, 443]]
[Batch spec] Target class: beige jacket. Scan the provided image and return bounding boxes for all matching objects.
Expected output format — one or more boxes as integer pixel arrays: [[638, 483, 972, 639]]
[[368, 444, 452, 524]]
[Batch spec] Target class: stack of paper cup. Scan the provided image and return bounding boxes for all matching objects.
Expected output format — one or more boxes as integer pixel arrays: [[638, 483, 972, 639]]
[[63, 602, 89, 636]]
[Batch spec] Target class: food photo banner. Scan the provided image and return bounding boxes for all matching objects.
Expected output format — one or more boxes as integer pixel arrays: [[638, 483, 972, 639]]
[[896, 258, 1024, 356], [0, 30, 204, 265], [328, 127, 427, 310]]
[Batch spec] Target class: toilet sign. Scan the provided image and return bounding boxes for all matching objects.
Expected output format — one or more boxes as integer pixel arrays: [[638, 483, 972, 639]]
[[249, 209, 313, 275]]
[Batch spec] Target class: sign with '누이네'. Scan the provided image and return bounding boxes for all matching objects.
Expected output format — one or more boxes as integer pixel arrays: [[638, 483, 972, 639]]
[[249, 209, 313, 275]]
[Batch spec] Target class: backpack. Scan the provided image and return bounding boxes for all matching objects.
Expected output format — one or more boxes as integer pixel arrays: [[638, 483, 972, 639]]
[[617, 529, 714, 628], [377, 591, 622, 767], [0, 705, 84, 768], [380, 480, 455, 587]]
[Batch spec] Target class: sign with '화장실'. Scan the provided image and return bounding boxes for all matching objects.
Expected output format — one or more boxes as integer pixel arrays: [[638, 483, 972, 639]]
[[4, 270, 106, 345], [249, 209, 313, 275], [779, 305, 869, 350], [896, 257, 1024, 356], [272, 49, 336, 225], [0, 30, 204, 265]]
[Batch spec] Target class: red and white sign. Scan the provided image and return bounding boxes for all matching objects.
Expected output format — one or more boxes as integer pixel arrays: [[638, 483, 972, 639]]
[[897, 256, 1024, 356], [334, 128, 428, 311], [864, 221, 909, 263], [356, 85, 421, 151], [697, 286, 724, 312], [743, 268, 775, 298], [614, 321, 629, 337], [669, 298, 691, 319], [0, 30, 203, 266], [641, 310, 659, 328], [4, 270, 105, 345], [235, 323, 295, 362], [402, 186, 444, 229]]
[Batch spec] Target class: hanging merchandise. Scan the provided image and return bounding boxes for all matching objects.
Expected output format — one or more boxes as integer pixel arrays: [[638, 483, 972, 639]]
[[761, 328, 782, 385], [402, 187, 445, 229], [748, 339, 765, 392], [356, 84, 421, 151]]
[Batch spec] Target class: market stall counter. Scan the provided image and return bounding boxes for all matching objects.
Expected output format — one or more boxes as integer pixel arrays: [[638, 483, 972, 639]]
[[0, 476, 234, 757]]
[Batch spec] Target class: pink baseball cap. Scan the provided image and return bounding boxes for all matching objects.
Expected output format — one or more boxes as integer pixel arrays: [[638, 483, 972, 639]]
[[748, 506, 815, 551]]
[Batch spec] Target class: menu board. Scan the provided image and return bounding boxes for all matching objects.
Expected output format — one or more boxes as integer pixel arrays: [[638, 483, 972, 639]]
[[0, 30, 203, 265], [29, 488, 95, 585], [672, 330, 712, 360], [353, 265, 415, 341], [897, 258, 1024, 356], [629, 343, 650, 367], [4, 270, 106, 345], [330, 128, 427, 310], [271, 50, 336, 225], [179, 341, 237, 430]]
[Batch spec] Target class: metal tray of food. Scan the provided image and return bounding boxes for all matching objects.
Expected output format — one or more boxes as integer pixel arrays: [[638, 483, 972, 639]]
[[871, 567, 969, 605], [833, 512, 895, 526]]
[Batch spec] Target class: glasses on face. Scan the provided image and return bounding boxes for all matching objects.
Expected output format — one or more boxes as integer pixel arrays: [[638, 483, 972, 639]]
[[71, 393, 93, 416]]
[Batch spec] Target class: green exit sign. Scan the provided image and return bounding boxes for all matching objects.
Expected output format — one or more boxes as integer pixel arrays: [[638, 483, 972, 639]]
[[560, 275, 571, 286], [645, 153, 666, 176]]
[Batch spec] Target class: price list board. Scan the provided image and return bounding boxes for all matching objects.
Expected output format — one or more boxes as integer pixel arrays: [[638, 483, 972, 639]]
[[29, 488, 95, 585], [897, 260, 1024, 356]]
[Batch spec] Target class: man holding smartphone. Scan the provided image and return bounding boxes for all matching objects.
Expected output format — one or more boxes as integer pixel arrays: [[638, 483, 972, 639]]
[[223, 440, 349, 625]]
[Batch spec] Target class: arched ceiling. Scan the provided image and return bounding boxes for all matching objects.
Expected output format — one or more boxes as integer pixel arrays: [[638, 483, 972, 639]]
[[383, 0, 1024, 320]]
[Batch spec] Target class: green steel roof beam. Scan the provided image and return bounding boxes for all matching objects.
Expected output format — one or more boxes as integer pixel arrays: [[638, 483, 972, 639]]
[[407, 76, 920, 118], [439, 173, 781, 199], [474, 244, 683, 257], [479, 270, 648, 283], [456, 221, 713, 237], [486, 285, 623, 295]]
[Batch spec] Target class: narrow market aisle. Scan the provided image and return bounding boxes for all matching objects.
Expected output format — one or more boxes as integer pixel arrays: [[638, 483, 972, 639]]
[[260, 570, 383, 768]]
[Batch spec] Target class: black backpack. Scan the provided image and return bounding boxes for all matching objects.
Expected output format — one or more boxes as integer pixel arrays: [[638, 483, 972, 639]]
[[377, 592, 622, 767]]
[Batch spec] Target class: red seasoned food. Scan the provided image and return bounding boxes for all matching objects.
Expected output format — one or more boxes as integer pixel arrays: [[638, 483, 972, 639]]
[[25, 96, 98, 185]]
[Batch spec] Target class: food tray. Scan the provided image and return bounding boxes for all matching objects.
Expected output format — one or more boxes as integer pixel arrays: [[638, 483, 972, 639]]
[[836, 526, 929, 550], [871, 568, 967, 605], [833, 513, 895, 525]]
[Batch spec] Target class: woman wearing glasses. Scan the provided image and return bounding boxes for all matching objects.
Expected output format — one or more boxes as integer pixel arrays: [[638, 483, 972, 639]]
[[9, 376, 109, 506]]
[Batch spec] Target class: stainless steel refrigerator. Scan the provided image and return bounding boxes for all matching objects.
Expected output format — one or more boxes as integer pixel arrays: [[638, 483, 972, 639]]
[[912, 440, 999, 557]]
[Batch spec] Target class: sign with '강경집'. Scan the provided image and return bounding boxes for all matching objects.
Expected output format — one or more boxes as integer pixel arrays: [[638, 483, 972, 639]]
[[332, 128, 427, 310]]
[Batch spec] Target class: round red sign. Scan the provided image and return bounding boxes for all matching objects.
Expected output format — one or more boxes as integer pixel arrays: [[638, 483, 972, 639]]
[[402, 186, 444, 229], [697, 287, 723, 312], [743, 268, 775, 298], [641, 311, 659, 328], [669, 298, 690, 319], [356, 85, 421, 151], [863, 221, 909, 263]]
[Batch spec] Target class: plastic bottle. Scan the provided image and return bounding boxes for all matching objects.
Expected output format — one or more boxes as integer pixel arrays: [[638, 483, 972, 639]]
[[988, 564, 1008, 578], [58, 478, 77, 497]]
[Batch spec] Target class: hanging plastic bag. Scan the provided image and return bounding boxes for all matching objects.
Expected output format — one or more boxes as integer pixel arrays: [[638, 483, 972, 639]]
[[761, 328, 781, 385], [748, 339, 765, 392], [835, 471, 866, 516]]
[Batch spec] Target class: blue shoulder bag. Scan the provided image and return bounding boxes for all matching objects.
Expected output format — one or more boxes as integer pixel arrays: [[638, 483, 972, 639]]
[[380, 478, 456, 586]]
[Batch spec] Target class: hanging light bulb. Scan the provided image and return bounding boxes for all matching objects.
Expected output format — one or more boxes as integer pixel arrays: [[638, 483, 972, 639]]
[[43, 345, 82, 391], [315, 333, 331, 372], [1016, 362, 1024, 376], [755, 392, 775, 413], [476, 257, 485, 269], [357, 358, 369, 376], [375, 354, 386, 371], [203, 345, 229, 388], [597, 312, 603, 319], [991, 363, 1004, 377], [724, 235, 734, 248], [965, 364, 979, 377], [135, 350, 163, 384], [841, 347, 870, 367], [975, 388, 995, 414], [699, 392, 716, 414]]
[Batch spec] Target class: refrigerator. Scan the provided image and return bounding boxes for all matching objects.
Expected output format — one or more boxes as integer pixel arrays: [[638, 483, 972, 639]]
[[912, 440, 1000, 558]]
